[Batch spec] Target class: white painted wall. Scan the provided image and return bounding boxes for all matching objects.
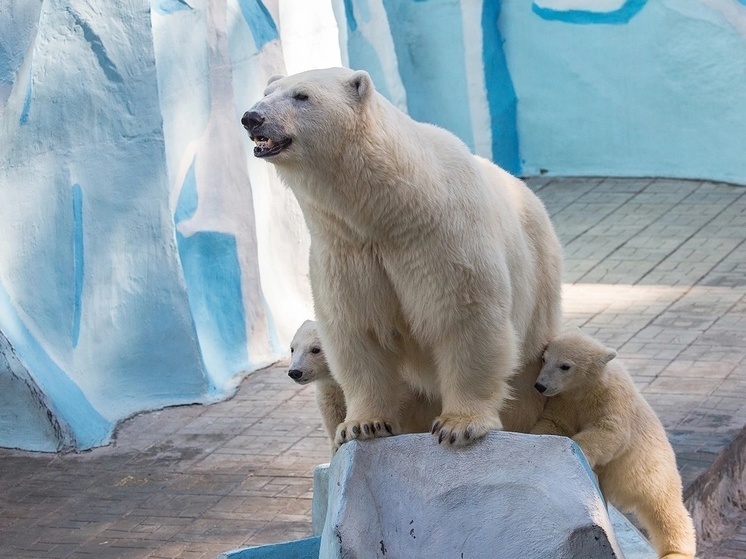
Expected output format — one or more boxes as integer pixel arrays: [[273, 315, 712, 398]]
[[0, 0, 338, 451], [2, 0, 744, 452]]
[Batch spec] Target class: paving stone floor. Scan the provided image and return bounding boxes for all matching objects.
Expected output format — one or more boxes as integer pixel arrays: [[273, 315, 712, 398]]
[[1, 177, 745, 558]]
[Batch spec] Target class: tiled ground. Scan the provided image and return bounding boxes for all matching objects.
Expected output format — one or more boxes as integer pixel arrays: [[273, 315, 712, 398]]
[[1, 177, 744, 558]]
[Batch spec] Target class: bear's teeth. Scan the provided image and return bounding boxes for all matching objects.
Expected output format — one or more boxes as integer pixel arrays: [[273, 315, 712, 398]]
[[254, 137, 274, 149]]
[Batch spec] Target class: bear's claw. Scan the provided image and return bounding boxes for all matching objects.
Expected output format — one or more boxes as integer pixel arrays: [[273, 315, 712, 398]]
[[334, 418, 400, 448], [431, 414, 502, 447]]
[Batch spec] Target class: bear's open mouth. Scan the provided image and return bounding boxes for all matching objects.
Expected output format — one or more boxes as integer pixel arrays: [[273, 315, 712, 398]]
[[251, 135, 292, 158]]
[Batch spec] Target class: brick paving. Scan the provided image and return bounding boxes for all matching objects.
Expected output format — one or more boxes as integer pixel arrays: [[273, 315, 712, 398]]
[[1, 177, 745, 558]]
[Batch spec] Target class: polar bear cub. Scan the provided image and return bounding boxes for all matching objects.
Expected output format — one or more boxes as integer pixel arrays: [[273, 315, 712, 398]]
[[288, 320, 438, 450], [244, 67, 562, 449], [531, 329, 696, 559], [288, 320, 347, 445]]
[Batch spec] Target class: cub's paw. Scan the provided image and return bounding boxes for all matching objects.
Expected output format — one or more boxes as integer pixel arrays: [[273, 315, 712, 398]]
[[334, 419, 399, 448], [431, 414, 502, 447]]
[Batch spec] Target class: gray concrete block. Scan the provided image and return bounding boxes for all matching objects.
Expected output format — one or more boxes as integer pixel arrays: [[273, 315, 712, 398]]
[[318, 432, 627, 559], [312, 463, 331, 537]]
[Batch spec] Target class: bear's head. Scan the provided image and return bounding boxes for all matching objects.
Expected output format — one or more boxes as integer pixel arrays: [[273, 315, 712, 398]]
[[534, 329, 617, 397], [288, 319, 331, 385], [241, 67, 374, 166]]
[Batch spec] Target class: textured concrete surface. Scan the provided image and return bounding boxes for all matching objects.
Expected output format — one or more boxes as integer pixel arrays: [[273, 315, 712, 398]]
[[320, 433, 622, 559], [312, 446, 657, 559], [685, 427, 746, 554], [0, 177, 744, 558]]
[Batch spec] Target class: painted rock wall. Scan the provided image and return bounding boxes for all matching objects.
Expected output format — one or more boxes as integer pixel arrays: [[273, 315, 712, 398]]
[[335, 0, 746, 184], [2, 0, 744, 453], [320, 433, 624, 559], [0, 0, 338, 451], [332, 0, 521, 174]]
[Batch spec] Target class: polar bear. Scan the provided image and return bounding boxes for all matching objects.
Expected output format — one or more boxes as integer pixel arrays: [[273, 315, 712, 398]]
[[243, 67, 562, 448], [531, 329, 696, 559], [288, 320, 347, 446], [289, 319, 439, 450]]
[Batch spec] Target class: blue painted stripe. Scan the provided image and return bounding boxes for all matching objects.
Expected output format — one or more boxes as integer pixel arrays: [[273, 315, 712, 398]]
[[237, 0, 279, 51], [19, 66, 32, 125], [174, 157, 198, 225], [570, 440, 604, 498], [172, 155, 248, 387], [532, 0, 647, 25], [70, 10, 124, 83], [382, 0, 475, 151], [176, 231, 249, 389], [0, 280, 113, 450], [482, 0, 521, 173], [221, 536, 320, 559], [154, 0, 192, 15], [343, 0, 358, 31], [72, 184, 84, 348]]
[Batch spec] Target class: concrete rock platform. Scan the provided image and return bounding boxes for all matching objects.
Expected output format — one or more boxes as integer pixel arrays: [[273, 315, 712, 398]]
[[1, 177, 745, 558]]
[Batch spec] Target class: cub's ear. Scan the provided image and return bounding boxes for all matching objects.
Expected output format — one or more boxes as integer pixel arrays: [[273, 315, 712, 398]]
[[267, 74, 285, 86], [601, 349, 617, 365], [349, 70, 373, 101]]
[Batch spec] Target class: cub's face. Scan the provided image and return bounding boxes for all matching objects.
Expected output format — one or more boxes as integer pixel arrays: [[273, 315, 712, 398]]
[[535, 346, 578, 397], [288, 320, 330, 385], [534, 330, 617, 397], [240, 67, 373, 165]]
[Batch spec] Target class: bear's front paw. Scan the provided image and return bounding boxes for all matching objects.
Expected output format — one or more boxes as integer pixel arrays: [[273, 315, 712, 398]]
[[334, 419, 400, 448], [431, 414, 502, 447]]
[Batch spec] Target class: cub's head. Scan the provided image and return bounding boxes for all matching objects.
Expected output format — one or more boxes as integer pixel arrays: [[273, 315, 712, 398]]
[[288, 320, 331, 385], [241, 67, 374, 165], [534, 329, 617, 397]]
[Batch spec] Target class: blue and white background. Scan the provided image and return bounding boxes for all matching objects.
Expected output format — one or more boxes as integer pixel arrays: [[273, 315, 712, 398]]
[[1, 0, 744, 452]]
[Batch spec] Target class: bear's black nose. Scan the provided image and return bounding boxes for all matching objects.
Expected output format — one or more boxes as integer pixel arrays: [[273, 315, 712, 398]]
[[242, 110, 264, 130], [288, 369, 303, 380], [534, 382, 547, 394]]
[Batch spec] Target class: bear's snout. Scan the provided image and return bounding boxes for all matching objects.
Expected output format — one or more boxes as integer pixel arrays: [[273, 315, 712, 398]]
[[288, 369, 303, 381], [534, 382, 547, 394], [242, 110, 265, 131]]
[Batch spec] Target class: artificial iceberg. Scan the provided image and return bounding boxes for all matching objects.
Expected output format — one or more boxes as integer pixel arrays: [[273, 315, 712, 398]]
[[2, 0, 745, 452]]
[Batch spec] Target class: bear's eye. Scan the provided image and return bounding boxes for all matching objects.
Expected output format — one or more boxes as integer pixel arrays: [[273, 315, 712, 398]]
[[310, 347, 321, 354], [293, 92, 309, 101], [290, 347, 294, 353], [560, 364, 571, 371]]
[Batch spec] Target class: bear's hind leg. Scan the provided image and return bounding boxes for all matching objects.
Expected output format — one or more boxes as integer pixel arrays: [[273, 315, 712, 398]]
[[634, 492, 696, 559]]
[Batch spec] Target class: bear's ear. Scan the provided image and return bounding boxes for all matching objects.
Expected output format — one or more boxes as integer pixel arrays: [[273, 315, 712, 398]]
[[267, 74, 285, 86], [349, 70, 373, 102], [601, 349, 617, 365]]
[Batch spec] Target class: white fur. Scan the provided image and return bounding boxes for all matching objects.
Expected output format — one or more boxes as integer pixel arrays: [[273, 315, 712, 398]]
[[289, 320, 439, 453], [248, 67, 563, 448], [532, 329, 697, 559], [288, 320, 346, 454], [289, 319, 329, 386]]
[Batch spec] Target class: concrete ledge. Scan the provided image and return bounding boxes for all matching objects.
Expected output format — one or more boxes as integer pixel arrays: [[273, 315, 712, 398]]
[[313, 433, 654, 559], [318, 432, 639, 559], [220, 432, 657, 559]]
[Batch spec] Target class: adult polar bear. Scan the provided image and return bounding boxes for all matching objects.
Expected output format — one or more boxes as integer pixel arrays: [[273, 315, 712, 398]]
[[243, 68, 562, 448]]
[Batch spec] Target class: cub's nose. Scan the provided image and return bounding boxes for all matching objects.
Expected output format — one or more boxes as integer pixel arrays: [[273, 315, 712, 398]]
[[241, 110, 264, 131], [288, 369, 303, 381], [534, 382, 547, 394]]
